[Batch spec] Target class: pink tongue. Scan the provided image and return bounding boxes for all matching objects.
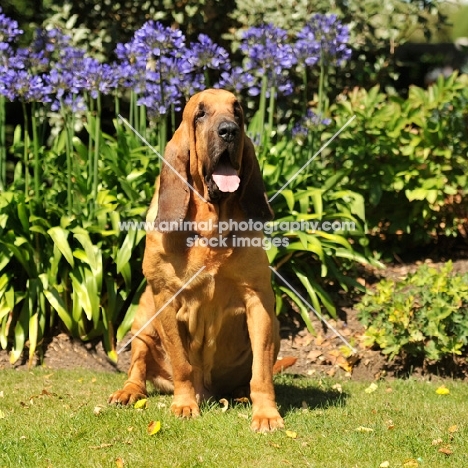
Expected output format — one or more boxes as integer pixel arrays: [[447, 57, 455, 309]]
[[212, 164, 240, 192]]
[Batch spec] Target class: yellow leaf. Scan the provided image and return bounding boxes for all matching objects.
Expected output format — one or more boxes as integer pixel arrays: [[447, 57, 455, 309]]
[[147, 420, 161, 435], [134, 399, 148, 409], [448, 425, 458, 433], [436, 386, 450, 395], [219, 398, 229, 413], [432, 438, 443, 446], [365, 383, 378, 394], [93, 405, 104, 416], [0, 410, 5, 419], [402, 459, 419, 467], [379, 462, 390, 468], [285, 430, 297, 439], [355, 426, 374, 432], [115, 457, 125, 468]]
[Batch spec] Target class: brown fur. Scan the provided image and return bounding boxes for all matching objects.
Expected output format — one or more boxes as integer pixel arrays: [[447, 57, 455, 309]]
[[108, 89, 284, 432]]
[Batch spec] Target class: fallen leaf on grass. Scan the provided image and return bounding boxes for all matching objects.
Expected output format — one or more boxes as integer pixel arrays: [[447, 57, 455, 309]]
[[402, 459, 419, 467], [115, 457, 125, 468], [379, 462, 390, 468], [364, 383, 378, 394], [93, 405, 105, 416], [134, 399, 148, 409], [234, 397, 249, 404], [0, 410, 5, 419], [431, 438, 443, 446], [147, 420, 161, 435], [269, 442, 280, 448], [438, 446, 453, 456], [435, 385, 450, 395], [386, 419, 395, 430], [89, 443, 113, 450], [219, 398, 229, 412], [355, 426, 374, 432], [332, 383, 343, 393], [285, 430, 297, 439], [0, 391, 4, 398], [448, 424, 458, 434]]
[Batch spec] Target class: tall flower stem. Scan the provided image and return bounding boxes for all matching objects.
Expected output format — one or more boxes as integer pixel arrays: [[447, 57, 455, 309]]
[[302, 68, 309, 115], [31, 102, 41, 204], [62, 104, 74, 217], [0, 96, 6, 191], [92, 92, 102, 218], [21, 102, 30, 197], [257, 74, 268, 145]]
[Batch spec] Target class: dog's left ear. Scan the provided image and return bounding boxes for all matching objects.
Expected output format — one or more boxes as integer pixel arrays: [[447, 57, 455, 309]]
[[238, 136, 274, 221]]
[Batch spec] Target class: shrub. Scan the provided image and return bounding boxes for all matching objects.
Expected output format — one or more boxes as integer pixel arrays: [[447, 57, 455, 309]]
[[357, 261, 468, 361], [325, 73, 468, 251]]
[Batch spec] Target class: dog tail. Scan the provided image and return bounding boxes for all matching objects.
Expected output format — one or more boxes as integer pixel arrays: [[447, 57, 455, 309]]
[[272, 356, 297, 375]]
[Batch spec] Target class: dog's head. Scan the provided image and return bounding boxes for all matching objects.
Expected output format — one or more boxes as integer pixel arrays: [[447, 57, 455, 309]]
[[154, 89, 273, 228]]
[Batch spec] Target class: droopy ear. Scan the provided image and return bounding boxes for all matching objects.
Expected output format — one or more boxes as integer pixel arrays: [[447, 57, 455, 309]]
[[154, 122, 190, 230], [239, 136, 274, 221]]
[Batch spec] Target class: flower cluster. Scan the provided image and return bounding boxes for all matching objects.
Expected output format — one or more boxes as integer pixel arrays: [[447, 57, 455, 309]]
[[115, 22, 231, 118], [0, 9, 351, 117], [299, 14, 351, 66], [239, 23, 296, 96], [292, 109, 331, 142]]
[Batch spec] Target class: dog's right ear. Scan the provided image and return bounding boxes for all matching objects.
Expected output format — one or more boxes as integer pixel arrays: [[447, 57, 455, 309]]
[[154, 122, 190, 230]]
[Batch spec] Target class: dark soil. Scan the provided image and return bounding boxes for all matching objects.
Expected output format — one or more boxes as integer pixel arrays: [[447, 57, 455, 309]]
[[2, 258, 468, 382]]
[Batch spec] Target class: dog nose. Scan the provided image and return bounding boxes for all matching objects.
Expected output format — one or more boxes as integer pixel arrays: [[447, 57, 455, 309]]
[[217, 121, 239, 142]]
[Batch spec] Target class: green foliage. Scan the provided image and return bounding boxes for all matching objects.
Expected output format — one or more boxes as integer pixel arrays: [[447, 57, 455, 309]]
[[0, 109, 157, 363], [357, 261, 468, 361], [326, 73, 468, 250], [257, 116, 380, 330]]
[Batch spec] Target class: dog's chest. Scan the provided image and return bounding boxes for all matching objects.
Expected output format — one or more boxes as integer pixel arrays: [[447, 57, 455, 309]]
[[175, 271, 246, 343]]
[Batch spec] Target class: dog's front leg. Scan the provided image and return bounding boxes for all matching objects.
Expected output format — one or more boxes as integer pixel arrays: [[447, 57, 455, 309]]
[[156, 300, 200, 419], [245, 291, 284, 432]]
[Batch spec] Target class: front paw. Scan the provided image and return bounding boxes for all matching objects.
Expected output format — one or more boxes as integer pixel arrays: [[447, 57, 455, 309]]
[[251, 407, 284, 432], [108, 383, 147, 406], [170, 395, 200, 418]]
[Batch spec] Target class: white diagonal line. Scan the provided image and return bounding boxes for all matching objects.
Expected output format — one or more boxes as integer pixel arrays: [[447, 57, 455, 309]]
[[117, 266, 206, 354], [118, 114, 208, 203], [269, 266, 357, 354], [268, 115, 356, 202]]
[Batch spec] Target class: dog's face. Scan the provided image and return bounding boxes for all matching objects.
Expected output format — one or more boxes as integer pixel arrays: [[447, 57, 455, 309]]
[[154, 88, 273, 227], [188, 89, 245, 201]]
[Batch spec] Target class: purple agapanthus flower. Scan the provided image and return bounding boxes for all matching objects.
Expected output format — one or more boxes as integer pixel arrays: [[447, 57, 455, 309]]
[[292, 109, 331, 141], [239, 23, 296, 97], [0, 68, 51, 102], [0, 8, 22, 44], [115, 21, 193, 117], [187, 34, 230, 71], [299, 14, 351, 66], [78, 58, 115, 99], [216, 66, 255, 93]]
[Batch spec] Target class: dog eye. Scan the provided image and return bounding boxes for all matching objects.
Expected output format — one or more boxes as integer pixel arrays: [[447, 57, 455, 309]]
[[195, 105, 206, 121]]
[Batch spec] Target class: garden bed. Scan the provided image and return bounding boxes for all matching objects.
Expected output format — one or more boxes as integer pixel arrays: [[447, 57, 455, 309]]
[[3, 257, 468, 382]]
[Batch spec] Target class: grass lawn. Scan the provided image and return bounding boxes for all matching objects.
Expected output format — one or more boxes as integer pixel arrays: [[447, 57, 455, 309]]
[[0, 369, 467, 467]]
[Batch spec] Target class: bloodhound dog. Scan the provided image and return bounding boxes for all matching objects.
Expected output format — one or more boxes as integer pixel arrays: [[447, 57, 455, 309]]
[[109, 89, 284, 432]]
